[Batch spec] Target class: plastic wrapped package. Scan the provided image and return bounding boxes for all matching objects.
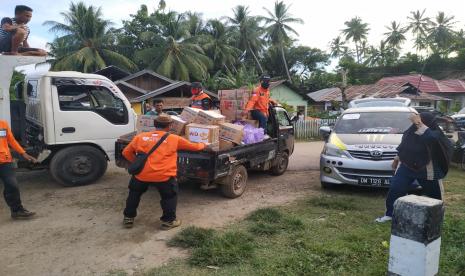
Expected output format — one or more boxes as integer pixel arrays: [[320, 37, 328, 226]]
[[234, 121, 265, 144]]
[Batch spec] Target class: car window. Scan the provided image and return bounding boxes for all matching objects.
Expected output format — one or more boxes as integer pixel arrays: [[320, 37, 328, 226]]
[[27, 80, 38, 98], [57, 85, 128, 125], [276, 109, 291, 127], [334, 112, 412, 134]]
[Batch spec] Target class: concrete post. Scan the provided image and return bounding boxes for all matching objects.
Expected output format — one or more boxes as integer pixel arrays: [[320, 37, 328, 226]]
[[388, 195, 444, 276]]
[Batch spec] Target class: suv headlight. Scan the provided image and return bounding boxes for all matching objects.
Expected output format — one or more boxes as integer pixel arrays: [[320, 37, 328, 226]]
[[323, 143, 349, 158]]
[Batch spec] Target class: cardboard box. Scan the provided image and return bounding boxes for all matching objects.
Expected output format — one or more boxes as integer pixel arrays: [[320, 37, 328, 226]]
[[218, 90, 237, 100], [219, 139, 235, 151], [136, 115, 157, 133], [220, 100, 248, 121], [185, 123, 219, 144], [194, 110, 226, 125], [180, 107, 201, 123], [219, 89, 252, 101], [220, 123, 244, 144], [170, 115, 187, 135], [235, 89, 252, 102]]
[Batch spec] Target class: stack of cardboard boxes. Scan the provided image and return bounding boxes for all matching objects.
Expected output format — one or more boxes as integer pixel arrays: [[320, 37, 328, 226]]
[[219, 89, 252, 121]]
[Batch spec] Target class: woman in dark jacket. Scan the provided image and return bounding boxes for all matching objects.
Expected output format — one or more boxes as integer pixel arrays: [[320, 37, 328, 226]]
[[375, 112, 452, 222]]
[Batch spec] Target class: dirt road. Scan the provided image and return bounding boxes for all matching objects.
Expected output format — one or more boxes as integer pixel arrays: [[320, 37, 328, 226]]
[[0, 143, 320, 276]]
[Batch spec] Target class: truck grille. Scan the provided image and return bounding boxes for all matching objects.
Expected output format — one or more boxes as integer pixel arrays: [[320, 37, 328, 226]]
[[347, 150, 397, 161]]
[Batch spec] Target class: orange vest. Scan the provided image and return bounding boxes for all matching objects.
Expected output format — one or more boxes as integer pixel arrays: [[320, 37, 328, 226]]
[[0, 120, 26, 164], [191, 92, 212, 110], [122, 131, 205, 182], [245, 86, 271, 116]]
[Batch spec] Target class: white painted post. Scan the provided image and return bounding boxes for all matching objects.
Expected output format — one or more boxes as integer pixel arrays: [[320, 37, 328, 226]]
[[388, 195, 444, 276]]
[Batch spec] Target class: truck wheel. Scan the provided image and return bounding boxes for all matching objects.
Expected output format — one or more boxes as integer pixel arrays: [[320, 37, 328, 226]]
[[50, 146, 108, 187], [270, 152, 289, 176], [221, 165, 248, 198]]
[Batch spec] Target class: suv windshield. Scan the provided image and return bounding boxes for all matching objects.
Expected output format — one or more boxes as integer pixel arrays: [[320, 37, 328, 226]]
[[334, 112, 413, 134]]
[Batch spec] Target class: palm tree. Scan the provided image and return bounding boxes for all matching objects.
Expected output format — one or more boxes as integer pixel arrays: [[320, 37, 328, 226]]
[[184, 12, 205, 38], [44, 2, 136, 72], [329, 36, 347, 58], [226, 5, 265, 73], [407, 9, 430, 52], [427, 12, 457, 55], [342, 17, 370, 63], [203, 20, 241, 72], [135, 11, 212, 81], [365, 40, 395, 67], [384, 21, 407, 49], [261, 1, 304, 82]]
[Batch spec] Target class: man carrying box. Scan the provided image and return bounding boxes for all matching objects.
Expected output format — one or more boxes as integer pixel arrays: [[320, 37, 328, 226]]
[[190, 82, 213, 111], [242, 75, 277, 130], [122, 114, 211, 230]]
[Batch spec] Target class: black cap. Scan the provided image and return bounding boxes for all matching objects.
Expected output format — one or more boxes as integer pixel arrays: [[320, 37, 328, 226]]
[[260, 74, 271, 81], [191, 82, 202, 88]]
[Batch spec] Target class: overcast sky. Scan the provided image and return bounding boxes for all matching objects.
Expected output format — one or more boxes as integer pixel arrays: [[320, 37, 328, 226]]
[[2, 0, 465, 59]]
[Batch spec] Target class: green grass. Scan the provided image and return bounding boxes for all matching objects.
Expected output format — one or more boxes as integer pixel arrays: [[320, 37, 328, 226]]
[[142, 167, 465, 276]]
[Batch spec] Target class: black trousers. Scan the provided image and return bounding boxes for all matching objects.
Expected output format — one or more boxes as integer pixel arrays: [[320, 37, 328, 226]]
[[123, 177, 178, 222], [0, 162, 23, 212]]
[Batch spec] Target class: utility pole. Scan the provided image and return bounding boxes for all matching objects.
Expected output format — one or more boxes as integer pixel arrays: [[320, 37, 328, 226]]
[[338, 68, 348, 109]]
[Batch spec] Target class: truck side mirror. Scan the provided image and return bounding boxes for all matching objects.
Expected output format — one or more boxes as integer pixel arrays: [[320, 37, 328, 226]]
[[319, 126, 331, 141], [14, 81, 24, 100]]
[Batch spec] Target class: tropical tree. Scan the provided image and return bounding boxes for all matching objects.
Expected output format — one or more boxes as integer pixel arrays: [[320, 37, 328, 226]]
[[329, 36, 348, 58], [134, 11, 212, 81], [226, 5, 265, 73], [406, 9, 430, 52], [365, 40, 396, 67], [44, 2, 136, 72], [261, 1, 304, 82], [203, 20, 241, 72], [427, 11, 457, 55], [384, 21, 407, 49], [342, 17, 370, 63]]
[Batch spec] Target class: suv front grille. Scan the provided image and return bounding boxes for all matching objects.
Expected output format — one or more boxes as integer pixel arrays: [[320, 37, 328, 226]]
[[348, 150, 397, 161]]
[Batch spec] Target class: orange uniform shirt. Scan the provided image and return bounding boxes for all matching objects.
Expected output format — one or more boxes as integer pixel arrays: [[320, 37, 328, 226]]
[[122, 131, 205, 182], [0, 120, 26, 164], [245, 86, 271, 117], [191, 92, 212, 110]]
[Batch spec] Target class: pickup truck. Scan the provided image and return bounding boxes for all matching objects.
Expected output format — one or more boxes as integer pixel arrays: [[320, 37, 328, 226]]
[[115, 106, 295, 198]]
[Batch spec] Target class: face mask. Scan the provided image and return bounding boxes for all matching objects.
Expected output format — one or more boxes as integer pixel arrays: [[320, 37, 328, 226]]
[[191, 88, 200, 95], [261, 82, 270, 89]]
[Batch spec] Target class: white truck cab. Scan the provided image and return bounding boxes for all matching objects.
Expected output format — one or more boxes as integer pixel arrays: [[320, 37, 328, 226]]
[[1, 56, 136, 186]]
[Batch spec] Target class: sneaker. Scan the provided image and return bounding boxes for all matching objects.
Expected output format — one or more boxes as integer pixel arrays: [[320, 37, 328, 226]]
[[161, 219, 182, 230], [375, 215, 392, 223], [264, 134, 271, 140], [11, 208, 36, 219], [123, 217, 134, 228]]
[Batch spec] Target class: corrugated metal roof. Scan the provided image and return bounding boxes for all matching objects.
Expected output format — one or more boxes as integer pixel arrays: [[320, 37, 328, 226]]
[[377, 74, 465, 93]]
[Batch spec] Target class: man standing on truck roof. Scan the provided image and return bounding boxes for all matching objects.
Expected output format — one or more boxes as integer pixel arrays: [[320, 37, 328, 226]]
[[190, 82, 213, 110], [0, 120, 37, 219], [242, 74, 278, 130], [145, 99, 164, 116], [0, 5, 47, 56], [122, 114, 210, 230]]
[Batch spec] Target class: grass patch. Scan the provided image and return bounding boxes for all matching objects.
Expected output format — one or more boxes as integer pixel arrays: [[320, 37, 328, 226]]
[[190, 231, 255, 266], [145, 168, 465, 275], [168, 226, 215, 248]]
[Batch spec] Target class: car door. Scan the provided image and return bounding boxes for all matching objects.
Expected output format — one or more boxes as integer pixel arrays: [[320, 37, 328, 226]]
[[275, 107, 295, 154]]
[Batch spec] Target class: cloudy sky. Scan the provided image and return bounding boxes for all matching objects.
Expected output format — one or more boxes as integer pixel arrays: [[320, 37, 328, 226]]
[[2, 0, 464, 56]]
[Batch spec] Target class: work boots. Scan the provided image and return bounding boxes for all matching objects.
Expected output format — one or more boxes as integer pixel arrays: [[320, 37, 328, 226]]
[[11, 208, 36, 219]]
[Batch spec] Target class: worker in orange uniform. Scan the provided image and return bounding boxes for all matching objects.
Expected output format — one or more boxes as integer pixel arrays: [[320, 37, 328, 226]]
[[243, 75, 277, 130], [190, 82, 213, 110], [122, 114, 210, 230], [0, 120, 37, 219]]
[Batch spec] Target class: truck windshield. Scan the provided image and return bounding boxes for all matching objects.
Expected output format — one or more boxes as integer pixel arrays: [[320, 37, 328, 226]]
[[334, 112, 413, 134]]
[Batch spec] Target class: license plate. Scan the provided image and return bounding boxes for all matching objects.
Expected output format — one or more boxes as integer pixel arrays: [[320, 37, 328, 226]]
[[358, 177, 390, 186]]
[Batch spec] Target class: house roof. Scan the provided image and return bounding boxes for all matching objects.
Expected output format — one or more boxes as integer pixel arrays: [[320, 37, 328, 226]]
[[115, 69, 175, 85], [130, 81, 218, 103], [93, 65, 130, 81], [307, 82, 450, 103], [377, 74, 465, 93]]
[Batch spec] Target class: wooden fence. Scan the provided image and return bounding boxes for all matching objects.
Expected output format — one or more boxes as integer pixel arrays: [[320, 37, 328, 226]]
[[293, 119, 337, 139]]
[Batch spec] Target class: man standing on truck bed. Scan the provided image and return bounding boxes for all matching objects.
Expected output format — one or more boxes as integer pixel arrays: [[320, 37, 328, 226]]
[[243, 74, 278, 130], [122, 114, 208, 230], [0, 5, 46, 56], [190, 82, 213, 110], [0, 120, 37, 219]]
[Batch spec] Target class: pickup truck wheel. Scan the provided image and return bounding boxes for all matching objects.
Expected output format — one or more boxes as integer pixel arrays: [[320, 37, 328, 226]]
[[50, 146, 108, 187], [221, 165, 248, 198], [270, 152, 289, 176]]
